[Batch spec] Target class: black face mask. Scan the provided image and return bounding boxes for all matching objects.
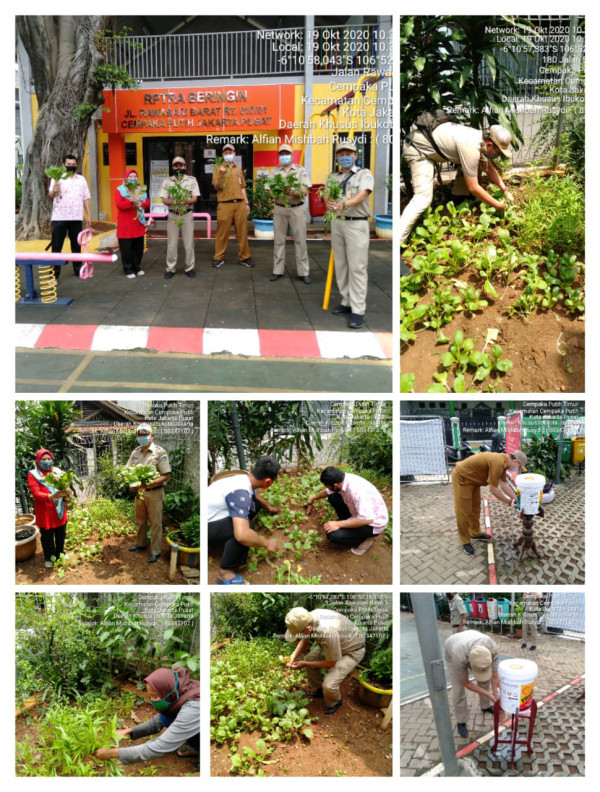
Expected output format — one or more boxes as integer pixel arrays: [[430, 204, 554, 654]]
[[65, 165, 77, 173], [172, 168, 185, 178]]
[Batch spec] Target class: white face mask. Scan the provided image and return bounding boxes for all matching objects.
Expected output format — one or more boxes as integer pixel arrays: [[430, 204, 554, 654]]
[[223, 154, 235, 163]]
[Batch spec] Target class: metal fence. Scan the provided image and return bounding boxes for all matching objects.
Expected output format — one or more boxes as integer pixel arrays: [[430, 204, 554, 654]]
[[400, 416, 449, 481], [108, 23, 380, 81]]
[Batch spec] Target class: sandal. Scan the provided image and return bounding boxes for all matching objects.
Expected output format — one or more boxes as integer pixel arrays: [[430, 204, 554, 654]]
[[216, 573, 247, 585], [351, 540, 374, 556], [177, 745, 198, 757]]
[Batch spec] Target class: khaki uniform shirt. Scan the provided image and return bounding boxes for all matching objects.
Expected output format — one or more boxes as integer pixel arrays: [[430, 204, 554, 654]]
[[159, 174, 200, 209], [409, 123, 487, 179], [330, 166, 374, 218], [444, 630, 499, 680], [267, 163, 311, 206], [455, 452, 509, 488], [308, 609, 365, 662], [126, 443, 171, 477], [450, 595, 468, 627], [212, 163, 246, 202]]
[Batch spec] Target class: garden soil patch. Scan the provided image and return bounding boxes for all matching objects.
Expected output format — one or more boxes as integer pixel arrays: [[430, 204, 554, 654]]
[[211, 676, 392, 777], [207, 488, 393, 585], [15, 528, 190, 586]]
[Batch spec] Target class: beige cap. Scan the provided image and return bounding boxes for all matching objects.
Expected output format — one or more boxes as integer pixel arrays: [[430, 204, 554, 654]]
[[488, 124, 512, 150], [335, 139, 357, 153], [469, 645, 492, 682], [278, 143, 293, 154], [172, 156, 186, 166], [136, 423, 152, 435], [222, 143, 235, 152], [510, 450, 528, 470], [284, 607, 312, 641]]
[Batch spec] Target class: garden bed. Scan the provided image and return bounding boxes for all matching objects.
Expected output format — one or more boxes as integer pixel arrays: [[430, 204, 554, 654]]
[[207, 469, 393, 585], [211, 639, 391, 777], [401, 173, 584, 393], [15, 499, 189, 585]]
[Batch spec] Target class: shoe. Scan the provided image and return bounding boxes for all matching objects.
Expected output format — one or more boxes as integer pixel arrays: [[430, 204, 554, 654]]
[[298, 275, 311, 284], [44, 560, 53, 569], [457, 722, 468, 738], [332, 304, 351, 315], [529, 645, 536, 651], [126, 273, 136, 279], [129, 545, 147, 552], [347, 313, 364, 329], [521, 642, 527, 649], [137, 270, 144, 276], [324, 698, 343, 715], [462, 543, 475, 555], [270, 273, 283, 281], [212, 259, 224, 268], [481, 706, 494, 714], [185, 269, 197, 278], [146, 554, 161, 564], [241, 258, 254, 268], [307, 688, 324, 699], [472, 533, 492, 542], [164, 271, 175, 279], [216, 573, 247, 585]]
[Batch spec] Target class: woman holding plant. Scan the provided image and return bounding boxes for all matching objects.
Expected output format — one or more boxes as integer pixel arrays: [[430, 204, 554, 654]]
[[26, 449, 71, 568], [95, 667, 200, 766], [115, 169, 150, 279]]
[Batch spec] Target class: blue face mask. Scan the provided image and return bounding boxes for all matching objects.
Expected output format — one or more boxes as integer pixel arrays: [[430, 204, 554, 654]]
[[128, 176, 138, 185], [279, 155, 292, 165], [39, 460, 53, 471], [137, 435, 151, 446], [150, 671, 179, 711], [337, 155, 355, 170]]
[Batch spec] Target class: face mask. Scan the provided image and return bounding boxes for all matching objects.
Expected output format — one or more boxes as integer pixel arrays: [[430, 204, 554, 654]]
[[65, 165, 77, 173], [484, 147, 503, 160], [137, 435, 151, 446], [279, 155, 292, 165], [337, 155, 354, 169], [173, 169, 185, 179], [128, 176, 138, 185], [150, 672, 179, 711], [39, 460, 53, 471], [223, 154, 235, 163]]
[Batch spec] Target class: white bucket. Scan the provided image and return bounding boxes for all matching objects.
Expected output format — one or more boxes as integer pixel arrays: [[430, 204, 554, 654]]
[[515, 473, 546, 515], [499, 658, 538, 713], [487, 598, 498, 620]]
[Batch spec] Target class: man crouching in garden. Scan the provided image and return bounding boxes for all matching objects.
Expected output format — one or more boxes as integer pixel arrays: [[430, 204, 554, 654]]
[[306, 466, 389, 556], [283, 607, 365, 715]]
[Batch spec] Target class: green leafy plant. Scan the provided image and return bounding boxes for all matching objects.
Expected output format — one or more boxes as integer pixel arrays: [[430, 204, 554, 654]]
[[275, 560, 322, 585], [44, 165, 74, 183], [115, 464, 159, 500], [366, 647, 393, 689], [523, 433, 572, 481], [169, 513, 200, 549], [45, 468, 78, 492], [319, 176, 342, 227], [247, 176, 275, 220], [166, 179, 191, 227], [266, 172, 304, 206]]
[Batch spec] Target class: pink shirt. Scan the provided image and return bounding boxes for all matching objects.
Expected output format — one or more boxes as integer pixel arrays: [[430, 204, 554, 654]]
[[327, 472, 389, 532], [49, 174, 91, 221]]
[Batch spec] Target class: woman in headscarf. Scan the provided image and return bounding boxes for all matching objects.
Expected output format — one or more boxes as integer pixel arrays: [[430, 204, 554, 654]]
[[115, 168, 150, 279], [26, 449, 71, 569], [95, 666, 200, 766]]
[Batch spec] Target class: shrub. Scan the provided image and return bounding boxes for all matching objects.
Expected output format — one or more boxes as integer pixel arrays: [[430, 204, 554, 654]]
[[523, 433, 572, 481], [342, 425, 393, 476], [213, 593, 294, 639], [366, 647, 393, 689]]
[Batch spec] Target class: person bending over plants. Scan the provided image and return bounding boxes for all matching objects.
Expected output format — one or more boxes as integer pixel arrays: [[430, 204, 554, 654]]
[[95, 667, 199, 766], [283, 607, 365, 715], [207, 456, 281, 584], [306, 466, 389, 556], [27, 448, 73, 569]]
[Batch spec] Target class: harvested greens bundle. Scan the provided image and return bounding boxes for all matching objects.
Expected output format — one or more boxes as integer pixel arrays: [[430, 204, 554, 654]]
[[45, 469, 77, 494], [166, 179, 191, 227], [116, 464, 159, 500], [44, 165, 74, 183], [266, 172, 304, 206], [319, 176, 343, 228]]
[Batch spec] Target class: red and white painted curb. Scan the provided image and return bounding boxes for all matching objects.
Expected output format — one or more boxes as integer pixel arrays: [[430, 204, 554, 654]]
[[483, 499, 497, 584], [16, 323, 393, 361]]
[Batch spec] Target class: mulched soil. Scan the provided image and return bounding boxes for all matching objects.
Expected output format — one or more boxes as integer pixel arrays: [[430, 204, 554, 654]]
[[211, 675, 392, 777]]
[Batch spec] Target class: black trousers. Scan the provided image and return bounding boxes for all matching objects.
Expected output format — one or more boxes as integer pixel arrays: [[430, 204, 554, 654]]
[[51, 220, 83, 278], [39, 523, 67, 561], [118, 236, 145, 275], [208, 497, 263, 571], [326, 492, 376, 547]]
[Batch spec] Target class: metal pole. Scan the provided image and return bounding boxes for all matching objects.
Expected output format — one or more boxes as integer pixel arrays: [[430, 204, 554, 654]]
[[555, 400, 567, 485], [230, 402, 246, 470], [411, 593, 459, 776]]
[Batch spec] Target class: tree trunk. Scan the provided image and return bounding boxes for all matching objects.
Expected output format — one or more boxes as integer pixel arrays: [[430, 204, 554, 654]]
[[16, 16, 111, 240]]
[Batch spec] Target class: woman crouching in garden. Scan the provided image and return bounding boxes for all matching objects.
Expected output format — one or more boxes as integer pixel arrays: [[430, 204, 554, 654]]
[[95, 667, 200, 767], [26, 449, 71, 569]]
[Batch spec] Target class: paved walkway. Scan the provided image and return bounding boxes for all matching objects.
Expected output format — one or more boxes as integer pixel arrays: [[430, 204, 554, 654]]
[[400, 612, 585, 776]]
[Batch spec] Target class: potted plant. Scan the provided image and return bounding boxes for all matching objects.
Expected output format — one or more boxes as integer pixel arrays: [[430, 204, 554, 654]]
[[375, 173, 393, 239], [16, 514, 39, 563], [248, 176, 275, 238], [166, 513, 200, 568], [357, 646, 393, 708]]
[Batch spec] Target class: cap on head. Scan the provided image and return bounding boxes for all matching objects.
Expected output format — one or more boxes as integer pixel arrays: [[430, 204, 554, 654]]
[[511, 450, 528, 470], [172, 156, 186, 166], [222, 143, 235, 153], [469, 645, 492, 682], [136, 423, 152, 436], [278, 143, 293, 154], [488, 125, 512, 151], [336, 140, 357, 153], [284, 607, 312, 642]]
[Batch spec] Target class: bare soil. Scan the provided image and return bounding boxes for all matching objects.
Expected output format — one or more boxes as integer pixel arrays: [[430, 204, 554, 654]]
[[211, 675, 392, 777]]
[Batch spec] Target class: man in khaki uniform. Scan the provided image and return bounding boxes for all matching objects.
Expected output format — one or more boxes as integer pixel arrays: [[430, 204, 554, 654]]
[[444, 629, 500, 737], [452, 450, 527, 555], [521, 592, 540, 651], [212, 143, 252, 268], [448, 593, 468, 632], [159, 156, 200, 279], [267, 143, 312, 283], [126, 423, 171, 563], [326, 140, 374, 329], [284, 607, 365, 714]]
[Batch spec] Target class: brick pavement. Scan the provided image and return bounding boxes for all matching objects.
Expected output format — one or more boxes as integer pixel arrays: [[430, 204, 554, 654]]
[[400, 617, 585, 776]]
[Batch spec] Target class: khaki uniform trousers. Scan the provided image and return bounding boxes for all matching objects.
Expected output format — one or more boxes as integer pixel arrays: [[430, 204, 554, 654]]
[[134, 487, 164, 556], [273, 204, 309, 276], [445, 650, 491, 724], [451, 467, 484, 545], [304, 644, 365, 708], [330, 219, 370, 315], [166, 211, 195, 272], [522, 618, 538, 644], [214, 201, 251, 262]]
